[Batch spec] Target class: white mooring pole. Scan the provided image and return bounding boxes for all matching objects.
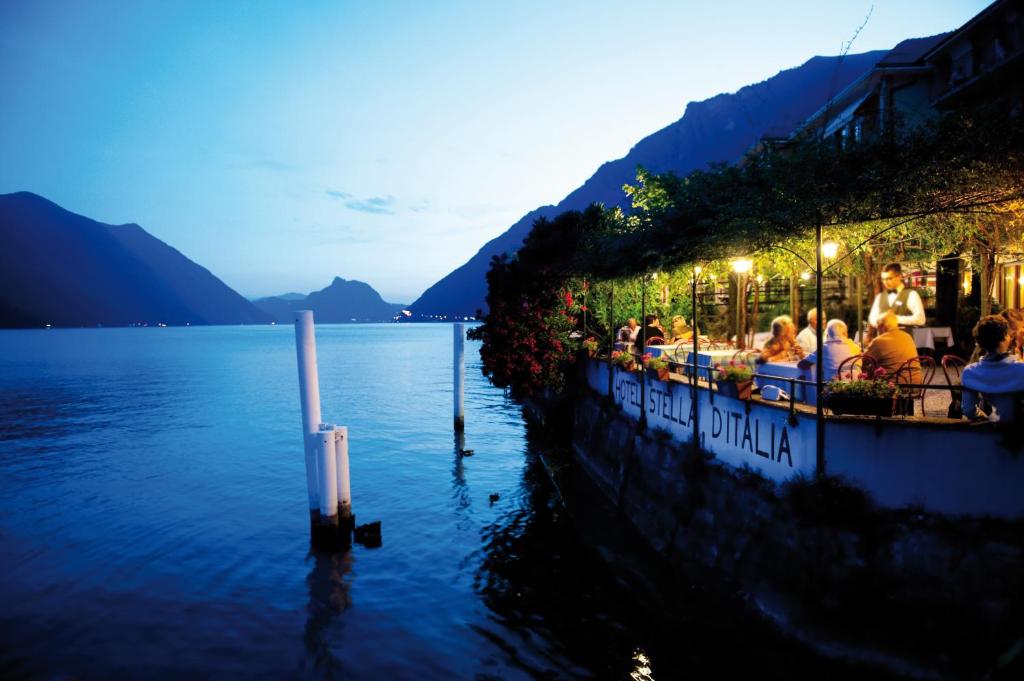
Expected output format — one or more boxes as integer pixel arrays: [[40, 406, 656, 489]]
[[334, 426, 353, 533], [454, 323, 465, 432], [316, 424, 339, 526], [295, 310, 322, 525]]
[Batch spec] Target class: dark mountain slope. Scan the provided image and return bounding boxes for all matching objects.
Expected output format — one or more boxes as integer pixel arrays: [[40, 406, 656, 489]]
[[0, 192, 270, 327], [411, 50, 888, 316]]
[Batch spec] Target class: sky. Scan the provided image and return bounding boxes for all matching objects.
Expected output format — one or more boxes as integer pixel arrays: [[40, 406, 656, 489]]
[[0, 0, 991, 303]]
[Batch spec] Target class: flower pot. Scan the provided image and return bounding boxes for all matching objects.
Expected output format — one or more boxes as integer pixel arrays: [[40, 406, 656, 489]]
[[716, 379, 752, 400], [645, 367, 669, 382], [615, 361, 635, 373], [587, 349, 597, 358], [825, 394, 894, 417]]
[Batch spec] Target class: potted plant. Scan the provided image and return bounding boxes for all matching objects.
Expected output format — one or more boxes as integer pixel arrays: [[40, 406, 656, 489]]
[[822, 370, 897, 417], [643, 352, 671, 381], [610, 350, 636, 372], [582, 336, 600, 358], [715, 361, 754, 399]]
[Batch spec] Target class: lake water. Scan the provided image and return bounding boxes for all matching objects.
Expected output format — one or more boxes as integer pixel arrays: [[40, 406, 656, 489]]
[[0, 325, 878, 679]]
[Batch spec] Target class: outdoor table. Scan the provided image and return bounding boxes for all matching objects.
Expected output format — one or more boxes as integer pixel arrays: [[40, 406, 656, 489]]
[[644, 346, 738, 381], [645, 344, 691, 360], [752, 331, 772, 350], [755, 360, 817, 405], [912, 326, 954, 350], [685, 349, 740, 370], [855, 326, 955, 351]]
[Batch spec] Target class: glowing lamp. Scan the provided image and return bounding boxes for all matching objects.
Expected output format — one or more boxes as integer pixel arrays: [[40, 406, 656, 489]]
[[731, 258, 753, 274], [800, 271, 811, 281], [693, 265, 702, 275], [821, 241, 839, 259]]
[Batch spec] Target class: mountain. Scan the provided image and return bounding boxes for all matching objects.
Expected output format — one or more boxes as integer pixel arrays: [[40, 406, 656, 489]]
[[254, 277, 406, 323], [410, 50, 889, 317], [0, 191, 271, 327]]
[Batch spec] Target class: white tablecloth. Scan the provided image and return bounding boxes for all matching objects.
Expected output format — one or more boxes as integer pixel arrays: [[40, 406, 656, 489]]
[[752, 331, 773, 350], [755, 360, 818, 405], [645, 344, 690, 360], [912, 326, 954, 350], [854, 326, 955, 350]]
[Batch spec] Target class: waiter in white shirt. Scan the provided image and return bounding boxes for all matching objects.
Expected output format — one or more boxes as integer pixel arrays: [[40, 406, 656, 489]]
[[868, 263, 926, 333]]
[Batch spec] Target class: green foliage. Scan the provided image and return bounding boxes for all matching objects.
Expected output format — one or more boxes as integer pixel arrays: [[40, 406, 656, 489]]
[[587, 100, 1024, 279], [470, 205, 613, 396], [610, 350, 636, 368], [823, 375, 896, 400]]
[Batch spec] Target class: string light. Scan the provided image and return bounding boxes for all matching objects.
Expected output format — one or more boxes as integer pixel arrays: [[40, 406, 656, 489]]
[[731, 258, 753, 274]]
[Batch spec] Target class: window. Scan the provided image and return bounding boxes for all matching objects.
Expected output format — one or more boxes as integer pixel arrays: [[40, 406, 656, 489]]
[[949, 41, 974, 83]]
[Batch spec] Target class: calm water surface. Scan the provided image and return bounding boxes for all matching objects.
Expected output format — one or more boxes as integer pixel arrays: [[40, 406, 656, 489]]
[[1, 325, 874, 679]]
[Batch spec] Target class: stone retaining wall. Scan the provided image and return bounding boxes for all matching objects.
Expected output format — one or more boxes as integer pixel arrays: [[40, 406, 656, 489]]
[[573, 391, 1024, 678]]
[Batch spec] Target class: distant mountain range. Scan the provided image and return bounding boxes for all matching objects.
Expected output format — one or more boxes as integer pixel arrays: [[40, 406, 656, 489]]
[[254, 278, 406, 323], [0, 192, 403, 328], [0, 191, 271, 328], [409, 49, 889, 317]]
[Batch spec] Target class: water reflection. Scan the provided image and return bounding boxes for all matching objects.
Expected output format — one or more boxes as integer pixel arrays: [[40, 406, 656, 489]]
[[469, 427, 890, 680], [451, 431, 471, 515], [303, 547, 354, 676]]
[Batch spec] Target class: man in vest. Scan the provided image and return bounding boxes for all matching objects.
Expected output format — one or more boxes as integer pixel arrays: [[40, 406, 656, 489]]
[[868, 263, 925, 333]]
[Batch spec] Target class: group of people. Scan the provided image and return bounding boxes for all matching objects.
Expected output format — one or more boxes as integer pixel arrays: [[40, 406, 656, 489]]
[[609, 261, 1024, 422], [617, 314, 694, 347], [761, 263, 925, 385]]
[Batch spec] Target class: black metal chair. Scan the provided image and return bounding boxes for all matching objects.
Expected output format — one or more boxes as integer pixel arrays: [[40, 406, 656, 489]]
[[893, 355, 937, 417], [835, 354, 877, 381], [941, 354, 967, 418]]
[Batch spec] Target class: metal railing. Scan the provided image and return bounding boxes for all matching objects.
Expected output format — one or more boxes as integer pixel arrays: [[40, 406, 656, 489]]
[[598, 353, 968, 422]]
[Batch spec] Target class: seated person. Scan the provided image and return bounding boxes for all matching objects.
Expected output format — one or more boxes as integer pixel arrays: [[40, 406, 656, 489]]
[[617, 318, 639, 344], [641, 314, 667, 347], [669, 315, 693, 343], [962, 315, 1024, 423], [1001, 308, 1024, 360], [864, 312, 920, 382], [758, 315, 805, 363], [795, 308, 819, 355], [798, 319, 860, 381]]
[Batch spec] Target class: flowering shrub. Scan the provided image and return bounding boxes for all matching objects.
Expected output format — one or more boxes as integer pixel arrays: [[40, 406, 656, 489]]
[[582, 337, 600, 354], [611, 350, 636, 368], [470, 206, 612, 396], [715, 361, 753, 382], [642, 353, 669, 370], [823, 376, 896, 400]]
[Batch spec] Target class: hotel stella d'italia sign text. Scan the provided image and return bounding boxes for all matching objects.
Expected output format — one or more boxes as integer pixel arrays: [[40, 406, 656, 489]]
[[587, 362, 815, 482]]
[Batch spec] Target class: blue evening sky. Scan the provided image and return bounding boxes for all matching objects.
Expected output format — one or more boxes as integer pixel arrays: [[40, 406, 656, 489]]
[[0, 1, 988, 302]]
